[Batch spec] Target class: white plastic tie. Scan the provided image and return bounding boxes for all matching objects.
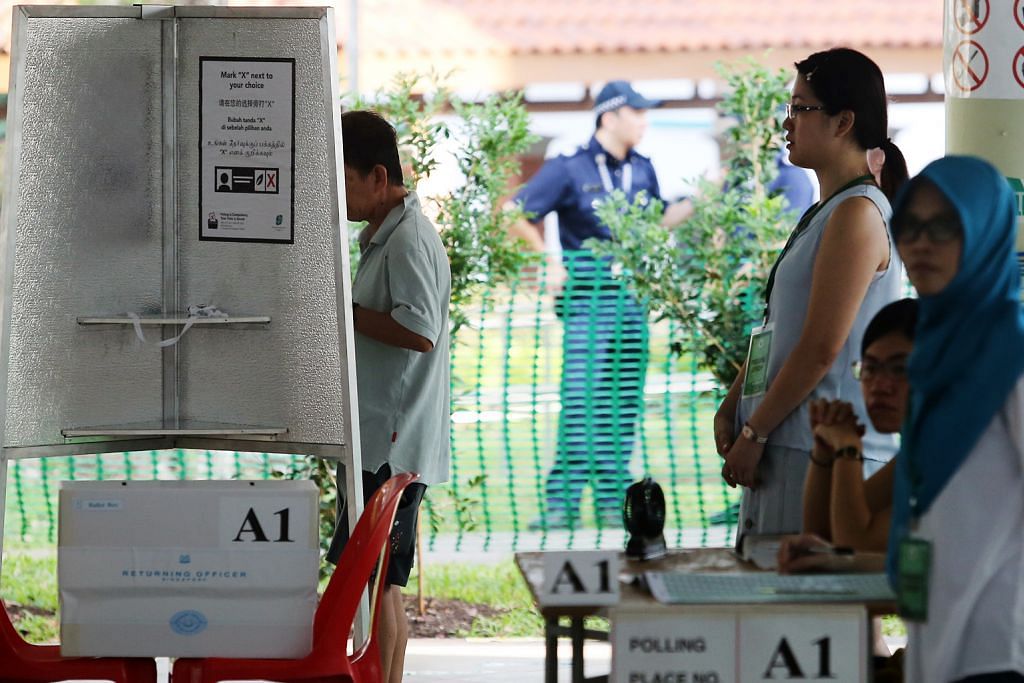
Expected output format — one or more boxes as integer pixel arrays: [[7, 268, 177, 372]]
[[127, 305, 227, 348]]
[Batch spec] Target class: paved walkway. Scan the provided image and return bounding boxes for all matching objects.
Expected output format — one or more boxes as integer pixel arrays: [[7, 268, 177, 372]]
[[86, 634, 909, 682], [406, 637, 610, 682], [124, 640, 611, 683]]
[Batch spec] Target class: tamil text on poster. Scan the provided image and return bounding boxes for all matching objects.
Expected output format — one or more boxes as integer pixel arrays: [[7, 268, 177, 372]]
[[200, 57, 295, 242]]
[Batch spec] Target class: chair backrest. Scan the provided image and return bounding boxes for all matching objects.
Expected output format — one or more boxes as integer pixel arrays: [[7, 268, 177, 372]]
[[0, 598, 27, 653], [313, 471, 420, 656]]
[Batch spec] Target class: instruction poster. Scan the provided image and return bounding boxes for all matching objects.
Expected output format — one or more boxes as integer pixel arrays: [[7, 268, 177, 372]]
[[199, 57, 295, 243]]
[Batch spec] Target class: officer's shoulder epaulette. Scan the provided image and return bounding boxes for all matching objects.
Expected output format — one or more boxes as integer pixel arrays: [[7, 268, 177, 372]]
[[560, 145, 591, 161]]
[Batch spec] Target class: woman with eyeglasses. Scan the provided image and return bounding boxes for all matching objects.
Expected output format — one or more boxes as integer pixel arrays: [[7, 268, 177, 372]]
[[777, 298, 917, 562], [715, 47, 909, 538], [885, 156, 1024, 683], [779, 298, 917, 675]]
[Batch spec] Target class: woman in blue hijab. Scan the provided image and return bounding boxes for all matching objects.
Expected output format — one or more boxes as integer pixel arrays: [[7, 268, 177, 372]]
[[889, 155, 1024, 683]]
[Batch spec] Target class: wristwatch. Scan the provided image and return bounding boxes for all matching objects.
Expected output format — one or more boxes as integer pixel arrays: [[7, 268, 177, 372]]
[[740, 423, 769, 445], [834, 445, 863, 462]]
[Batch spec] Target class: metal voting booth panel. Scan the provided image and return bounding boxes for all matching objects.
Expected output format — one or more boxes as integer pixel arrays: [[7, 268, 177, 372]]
[[0, 5, 362, 567]]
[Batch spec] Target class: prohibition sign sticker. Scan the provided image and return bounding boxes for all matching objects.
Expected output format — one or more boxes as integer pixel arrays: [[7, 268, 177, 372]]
[[954, 0, 989, 34], [952, 40, 989, 92], [1016, 0, 1024, 32], [1014, 46, 1024, 91]]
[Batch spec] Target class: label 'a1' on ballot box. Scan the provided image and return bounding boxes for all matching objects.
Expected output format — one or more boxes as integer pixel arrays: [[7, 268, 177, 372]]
[[612, 610, 736, 683]]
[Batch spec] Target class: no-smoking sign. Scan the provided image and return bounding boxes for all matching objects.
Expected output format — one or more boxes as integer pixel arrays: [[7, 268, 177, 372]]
[[955, 0, 990, 34], [952, 40, 990, 92], [1014, 46, 1024, 91]]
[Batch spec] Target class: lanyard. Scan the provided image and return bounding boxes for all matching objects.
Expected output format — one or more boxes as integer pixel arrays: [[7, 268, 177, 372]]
[[595, 153, 632, 195], [902, 395, 926, 525], [762, 174, 875, 321]]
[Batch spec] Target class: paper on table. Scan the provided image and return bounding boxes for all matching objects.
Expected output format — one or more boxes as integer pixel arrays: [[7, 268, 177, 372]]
[[738, 533, 786, 570]]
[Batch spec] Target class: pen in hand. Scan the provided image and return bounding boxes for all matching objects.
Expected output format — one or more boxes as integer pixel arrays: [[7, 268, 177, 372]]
[[804, 545, 855, 556]]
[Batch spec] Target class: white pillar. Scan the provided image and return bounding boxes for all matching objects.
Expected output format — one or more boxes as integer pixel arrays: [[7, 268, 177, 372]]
[[943, 0, 1024, 249]]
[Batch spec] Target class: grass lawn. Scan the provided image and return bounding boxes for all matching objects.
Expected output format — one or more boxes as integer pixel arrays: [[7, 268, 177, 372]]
[[1, 550, 907, 645], [1, 547, 59, 643]]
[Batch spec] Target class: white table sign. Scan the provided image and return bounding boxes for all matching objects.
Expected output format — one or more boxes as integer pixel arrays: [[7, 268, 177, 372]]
[[612, 606, 867, 683], [613, 611, 736, 683], [539, 550, 620, 607], [199, 57, 295, 243], [740, 609, 865, 682]]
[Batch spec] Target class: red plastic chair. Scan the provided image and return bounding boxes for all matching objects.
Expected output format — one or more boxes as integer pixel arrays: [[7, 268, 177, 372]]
[[172, 471, 421, 683], [0, 597, 157, 682]]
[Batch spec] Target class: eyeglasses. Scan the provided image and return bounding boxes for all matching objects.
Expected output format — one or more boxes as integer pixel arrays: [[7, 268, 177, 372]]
[[891, 214, 962, 245], [852, 359, 908, 382], [785, 103, 827, 119]]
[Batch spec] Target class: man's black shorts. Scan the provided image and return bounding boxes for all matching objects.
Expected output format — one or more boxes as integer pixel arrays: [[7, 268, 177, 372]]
[[326, 464, 427, 587]]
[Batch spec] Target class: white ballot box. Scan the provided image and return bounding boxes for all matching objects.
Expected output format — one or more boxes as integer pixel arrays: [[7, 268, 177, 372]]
[[58, 480, 319, 658]]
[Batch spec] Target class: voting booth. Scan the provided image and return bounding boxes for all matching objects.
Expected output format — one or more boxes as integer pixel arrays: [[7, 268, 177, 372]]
[[0, 4, 361, 656]]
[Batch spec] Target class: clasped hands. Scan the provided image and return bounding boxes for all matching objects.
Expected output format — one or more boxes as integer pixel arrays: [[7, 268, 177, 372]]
[[808, 398, 865, 466]]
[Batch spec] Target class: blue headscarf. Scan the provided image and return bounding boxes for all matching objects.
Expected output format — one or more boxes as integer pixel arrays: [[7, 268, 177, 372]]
[[887, 155, 1024, 585]]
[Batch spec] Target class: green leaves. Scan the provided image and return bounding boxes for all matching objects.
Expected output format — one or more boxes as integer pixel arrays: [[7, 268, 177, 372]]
[[589, 58, 795, 387], [351, 71, 452, 190], [437, 91, 540, 335], [427, 474, 487, 535], [349, 73, 540, 336]]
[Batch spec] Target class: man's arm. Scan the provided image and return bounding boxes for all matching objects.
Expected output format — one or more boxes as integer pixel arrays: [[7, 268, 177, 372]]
[[507, 214, 566, 292], [352, 305, 433, 352], [509, 155, 572, 255], [372, 240, 447, 354], [661, 199, 694, 227], [508, 216, 547, 252]]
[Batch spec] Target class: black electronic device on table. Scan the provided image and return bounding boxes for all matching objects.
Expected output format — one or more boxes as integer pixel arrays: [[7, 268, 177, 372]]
[[623, 476, 667, 561]]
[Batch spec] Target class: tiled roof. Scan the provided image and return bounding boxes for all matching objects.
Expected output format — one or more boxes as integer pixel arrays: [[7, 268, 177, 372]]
[[0, 0, 943, 57], [348, 0, 943, 57]]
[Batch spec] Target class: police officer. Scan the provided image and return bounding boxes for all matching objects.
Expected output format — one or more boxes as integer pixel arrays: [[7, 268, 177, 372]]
[[512, 81, 690, 530]]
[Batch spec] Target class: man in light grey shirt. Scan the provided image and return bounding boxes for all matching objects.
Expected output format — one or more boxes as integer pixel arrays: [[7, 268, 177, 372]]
[[333, 110, 451, 683]]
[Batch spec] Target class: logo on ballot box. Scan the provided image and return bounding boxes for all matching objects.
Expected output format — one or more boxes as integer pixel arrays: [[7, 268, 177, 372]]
[[169, 610, 208, 636], [540, 550, 620, 606]]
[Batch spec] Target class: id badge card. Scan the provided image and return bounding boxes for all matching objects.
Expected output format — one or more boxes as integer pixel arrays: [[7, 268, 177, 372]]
[[897, 536, 932, 622], [742, 323, 773, 398]]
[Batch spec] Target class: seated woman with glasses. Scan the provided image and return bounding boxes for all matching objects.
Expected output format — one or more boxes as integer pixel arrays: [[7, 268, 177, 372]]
[[778, 299, 917, 667], [778, 297, 917, 566]]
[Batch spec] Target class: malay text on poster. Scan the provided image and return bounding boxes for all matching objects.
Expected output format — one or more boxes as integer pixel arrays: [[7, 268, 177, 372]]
[[200, 57, 295, 242]]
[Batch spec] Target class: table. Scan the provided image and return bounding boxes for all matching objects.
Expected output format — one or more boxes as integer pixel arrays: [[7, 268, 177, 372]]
[[515, 548, 896, 683], [516, 548, 745, 683]]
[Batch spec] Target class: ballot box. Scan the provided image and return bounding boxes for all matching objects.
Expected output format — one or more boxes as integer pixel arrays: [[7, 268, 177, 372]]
[[58, 479, 319, 658]]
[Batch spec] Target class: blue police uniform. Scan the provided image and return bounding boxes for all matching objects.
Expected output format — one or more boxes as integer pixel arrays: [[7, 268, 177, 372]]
[[516, 135, 662, 527], [770, 153, 815, 215], [517, 137, 662, 250]]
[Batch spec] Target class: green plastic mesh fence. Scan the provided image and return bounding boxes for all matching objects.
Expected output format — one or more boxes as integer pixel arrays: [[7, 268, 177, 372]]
[[3, 252, 742, 552]]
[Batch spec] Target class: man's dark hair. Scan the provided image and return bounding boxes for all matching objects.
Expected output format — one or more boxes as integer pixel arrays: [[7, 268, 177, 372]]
[[341, 110, 404, 186], [862, 298, 918, 355]]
